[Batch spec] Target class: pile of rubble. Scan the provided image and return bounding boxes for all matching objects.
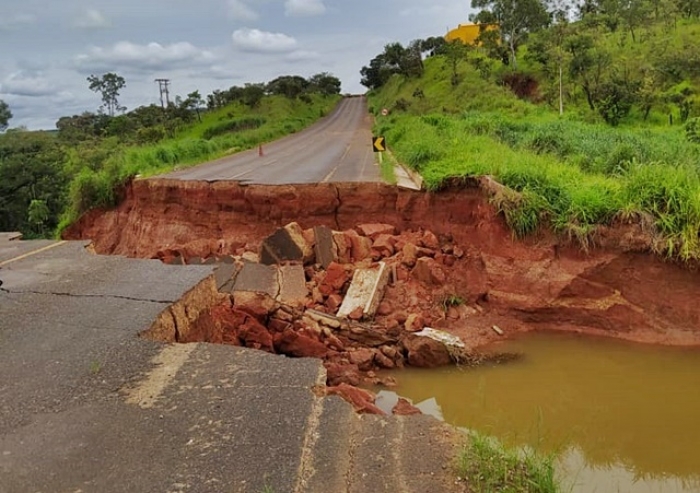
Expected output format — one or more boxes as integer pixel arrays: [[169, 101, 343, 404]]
[[177, 222, 507, 415]]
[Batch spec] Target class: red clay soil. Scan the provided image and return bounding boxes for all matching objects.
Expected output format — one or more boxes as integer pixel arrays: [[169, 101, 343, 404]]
[[64, 177, 700, 347]]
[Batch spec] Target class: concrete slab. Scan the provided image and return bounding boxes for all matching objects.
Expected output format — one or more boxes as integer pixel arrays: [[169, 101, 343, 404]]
[[314, 225, 336, 269], [260, 223, 313, 266], [233, 260, 279, 298], [278, 264, 308, 307], [337, 262, 390, 319], [215, 262, 240, 292], [261, 228, 303, 265]]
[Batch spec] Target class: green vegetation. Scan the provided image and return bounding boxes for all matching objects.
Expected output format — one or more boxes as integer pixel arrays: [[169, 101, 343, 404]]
[[457, 433, 560, 493], [365, 7, 700, 259], [0, 73, 342, 237]]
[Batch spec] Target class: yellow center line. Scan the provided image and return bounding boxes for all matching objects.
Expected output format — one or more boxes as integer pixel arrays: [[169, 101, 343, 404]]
[[0, 241, 67, 268]]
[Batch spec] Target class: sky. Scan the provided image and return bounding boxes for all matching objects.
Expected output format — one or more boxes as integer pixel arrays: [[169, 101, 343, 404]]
[[0, 0, 473, 129]]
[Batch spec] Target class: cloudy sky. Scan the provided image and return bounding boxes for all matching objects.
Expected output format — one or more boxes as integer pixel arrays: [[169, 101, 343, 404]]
[[0, 0, 472, 129]]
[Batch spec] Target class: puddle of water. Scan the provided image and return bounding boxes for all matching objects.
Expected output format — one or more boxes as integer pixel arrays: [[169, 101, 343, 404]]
[[381, 332, 700, 492]]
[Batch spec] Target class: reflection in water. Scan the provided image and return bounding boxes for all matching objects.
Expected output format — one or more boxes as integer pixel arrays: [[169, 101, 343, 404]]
[[383, 332, 700, 492]]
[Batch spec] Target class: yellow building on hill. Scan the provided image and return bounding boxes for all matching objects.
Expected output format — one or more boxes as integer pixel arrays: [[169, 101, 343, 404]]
[[445, 23, 499, 45]]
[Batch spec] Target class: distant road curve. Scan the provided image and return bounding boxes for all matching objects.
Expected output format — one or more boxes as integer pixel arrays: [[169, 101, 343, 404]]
[[159, 96, 380, 184]]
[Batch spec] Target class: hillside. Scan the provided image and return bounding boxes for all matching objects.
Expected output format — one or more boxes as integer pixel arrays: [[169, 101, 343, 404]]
[[366, 16, 700, 260]]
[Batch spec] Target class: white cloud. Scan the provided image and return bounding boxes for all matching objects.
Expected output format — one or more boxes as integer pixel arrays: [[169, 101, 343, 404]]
[[74, 41, 218, 72], [73, 9, 110, 29], [231, 28, 298, 53], [0, 13, 36, 30], [284, 0, 326, 16], [286, 50, 320, 62], [228, 0, 258, 21], [0, 71, 56, 97]]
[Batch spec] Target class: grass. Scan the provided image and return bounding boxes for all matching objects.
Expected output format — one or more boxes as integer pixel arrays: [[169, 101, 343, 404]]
[[368, 56, 700, 260], [457, 432, 560, 493]]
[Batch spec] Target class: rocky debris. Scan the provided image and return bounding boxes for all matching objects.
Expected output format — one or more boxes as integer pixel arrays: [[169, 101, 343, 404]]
[[155, 220, 519, 414]]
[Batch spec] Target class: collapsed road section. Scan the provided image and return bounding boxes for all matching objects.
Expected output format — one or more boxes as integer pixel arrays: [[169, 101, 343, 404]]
[[65, 177, 700, 350]]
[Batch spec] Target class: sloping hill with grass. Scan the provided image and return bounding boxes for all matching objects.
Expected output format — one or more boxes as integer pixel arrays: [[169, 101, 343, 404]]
[[368, 43, 700, 260]]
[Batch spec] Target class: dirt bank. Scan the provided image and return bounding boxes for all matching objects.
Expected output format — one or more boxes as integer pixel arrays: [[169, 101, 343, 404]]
[[65, 177, 700, 347]]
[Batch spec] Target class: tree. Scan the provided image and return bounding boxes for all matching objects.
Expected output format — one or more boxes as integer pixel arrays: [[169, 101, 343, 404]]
[[443, 40, 471, 86], [308, 73, 342, 95], [360, 42, 425, 90], [0, 100, 12, 132], [182, 91, 204, 122], [87, 73, 126, 117], [470, 0, 550, 68], [266, 76, 308, 99], [242, 83, 265, 108]]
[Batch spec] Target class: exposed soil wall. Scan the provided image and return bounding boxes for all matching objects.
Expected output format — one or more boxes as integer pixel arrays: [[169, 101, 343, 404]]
[[65, 178, 700, 347]]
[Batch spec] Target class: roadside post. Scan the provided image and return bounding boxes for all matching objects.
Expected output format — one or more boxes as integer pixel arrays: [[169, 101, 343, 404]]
[[373, 136, 386, 164]]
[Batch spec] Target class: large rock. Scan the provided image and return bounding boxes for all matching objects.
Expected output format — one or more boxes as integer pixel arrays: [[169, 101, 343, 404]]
[[348, 348, 376, 371], [412, 257, 446, 285], [357, 223, 397, 239], [233, 291, 277, 323], [392, 398, 422, 416], [324, 361, 361, 386], [326, 383, 384, 415], [402, 335, 453, 368], [346, 231, 373, 262], [319, 262, 351, 297], [372, 234, 396, 258], [233, 309, 275, 353], [274, 327, 329, 358]]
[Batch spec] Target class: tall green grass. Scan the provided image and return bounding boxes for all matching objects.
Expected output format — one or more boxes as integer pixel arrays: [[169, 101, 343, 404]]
[[457, 432, 560, 493]]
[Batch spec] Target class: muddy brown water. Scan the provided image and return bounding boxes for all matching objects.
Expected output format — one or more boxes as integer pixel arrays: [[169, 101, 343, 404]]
[[376, 333, 700, 492]]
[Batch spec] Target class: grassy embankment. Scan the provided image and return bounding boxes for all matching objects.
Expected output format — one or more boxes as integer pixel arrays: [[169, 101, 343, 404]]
[[58, 94, 340, 232], [368, 44, 700, 260]]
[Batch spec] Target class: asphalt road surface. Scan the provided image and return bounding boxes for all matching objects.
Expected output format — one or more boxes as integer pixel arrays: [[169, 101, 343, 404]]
[[161, 96, 381, 183]]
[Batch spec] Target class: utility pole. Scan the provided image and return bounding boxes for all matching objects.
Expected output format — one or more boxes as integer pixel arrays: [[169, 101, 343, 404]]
[[155, 79, 171, 108]]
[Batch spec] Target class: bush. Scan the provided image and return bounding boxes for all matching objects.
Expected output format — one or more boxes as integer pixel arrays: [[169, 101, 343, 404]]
[[202, 117, 266, 140]]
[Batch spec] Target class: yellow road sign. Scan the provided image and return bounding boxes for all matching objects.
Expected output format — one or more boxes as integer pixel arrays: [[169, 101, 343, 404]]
[[373, 136, 386, 152]]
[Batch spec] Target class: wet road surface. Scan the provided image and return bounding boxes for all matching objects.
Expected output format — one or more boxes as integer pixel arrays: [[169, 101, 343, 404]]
[[160, 96, 380, 184]]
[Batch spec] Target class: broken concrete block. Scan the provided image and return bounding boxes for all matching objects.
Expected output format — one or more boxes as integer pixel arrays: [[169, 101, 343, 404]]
[[277, 264, 308, 307], [260, 222, 313, 265], [337, 262, 390, 319], [233, 261, 279, 298], [314, 225, 337, 269], [414, 327, 466, 348]]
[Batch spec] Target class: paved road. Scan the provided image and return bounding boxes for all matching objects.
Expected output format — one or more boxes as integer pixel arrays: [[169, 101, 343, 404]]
[[161, 96, 380, 184], [0, 237, 457, 493]]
